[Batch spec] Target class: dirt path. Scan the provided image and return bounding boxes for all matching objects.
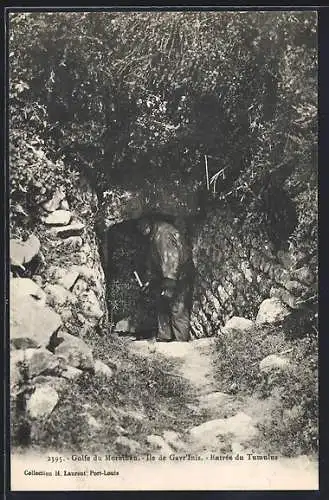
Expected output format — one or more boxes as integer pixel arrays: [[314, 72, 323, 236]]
[[129, 337, 319, 490], [131, 337, 217, 394]]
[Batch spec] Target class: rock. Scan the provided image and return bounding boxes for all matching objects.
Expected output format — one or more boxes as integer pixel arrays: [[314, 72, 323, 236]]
[[259, 354, 290, 373], [277, 250, 294, 269], [189, 412, 258, 448], [72, 278, 88, 296], [33, 275, 43, 288], [54, 331, 94, 371], [222, 317, 254, 335], [60, 365, 83, 380], [256, 298, 291, 326], [146, 435, 173, 455], [78, 290, 104, 325], [10, 234, 40, 268], [75, 252, 88, 265], [44, 210, 72, 226], [59, 199, 70, 210], [284, 280, 308, 295], [114, 317, 135, 333], [278, 249, 307, 269], [19, 347, 65, 378], [11, 278, 46, 305], [61, 236, 83, 250], [87, 415, 103, 430], [10, 349, 29, 388], [49, 222, 85, 238], [60, 308, 73, 323], [57, 270, 80, 291], [47, 266, 67, 282], [94, 360, 113, 379], [162, 430, 186, 451], [114, 436, 140, 455], [26, 385, 59, 419], [42, 189, 66, 212], [10, 294, 62, 349], [269, 287, 298, 309], [45, 284, 75, 307], [71, 266, 94, 280], [32, 375, 68, 392], [293, 266, 315, 286]]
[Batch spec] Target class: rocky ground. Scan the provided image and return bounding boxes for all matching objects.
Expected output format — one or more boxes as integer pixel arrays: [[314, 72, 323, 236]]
[[127, 335, 318, 488], [9, 185, 318, 490]]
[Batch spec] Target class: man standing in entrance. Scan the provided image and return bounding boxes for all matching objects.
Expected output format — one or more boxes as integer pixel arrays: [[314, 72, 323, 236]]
[[137, 217, 195, 342]]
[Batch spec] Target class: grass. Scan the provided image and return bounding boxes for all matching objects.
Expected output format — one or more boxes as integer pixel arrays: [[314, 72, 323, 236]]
[[11, 333, 204, 454], [212, 324, 318, 457]]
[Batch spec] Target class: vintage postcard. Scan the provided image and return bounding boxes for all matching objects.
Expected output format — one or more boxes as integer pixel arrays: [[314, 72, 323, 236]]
[[7, 8, 318, 491]]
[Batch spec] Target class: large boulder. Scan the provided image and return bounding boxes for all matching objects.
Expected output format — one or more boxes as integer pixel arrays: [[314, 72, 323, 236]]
[[26, 385, 59, 419], [54, 331, 94, 371], [10, 293, 62, 349], [256, 298, 291, 326], [44, 210, 72, 226], [10, 234, 40, 269], [222, 317, 254, 335], [11, 348, 64, 386], [25, 348, 65, 377], [189, 412, 258, 450], [11, 278, 46, 305]]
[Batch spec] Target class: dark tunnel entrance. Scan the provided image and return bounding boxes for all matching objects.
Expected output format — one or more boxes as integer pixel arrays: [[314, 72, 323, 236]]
[[100, 219, 157, 339], [98, 212, 194, 339]]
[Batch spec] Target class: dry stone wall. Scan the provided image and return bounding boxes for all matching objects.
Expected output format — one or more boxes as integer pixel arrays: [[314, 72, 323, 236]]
[[10, 176, 113, 436], [190, 208, 317, 338]]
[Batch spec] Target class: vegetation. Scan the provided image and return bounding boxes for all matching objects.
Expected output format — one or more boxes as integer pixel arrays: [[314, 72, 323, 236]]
[[9, 11, 317, 252], [213, 325, 318, 457], [9, 11, 318, 460], [11, 334, 202, 453]]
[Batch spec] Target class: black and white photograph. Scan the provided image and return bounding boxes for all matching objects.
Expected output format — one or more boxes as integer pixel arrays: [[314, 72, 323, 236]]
[[8, 9, 318, 491]]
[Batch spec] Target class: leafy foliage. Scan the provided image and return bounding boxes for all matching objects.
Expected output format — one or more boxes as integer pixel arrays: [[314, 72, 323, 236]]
[[9, 12, 317, 250]]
